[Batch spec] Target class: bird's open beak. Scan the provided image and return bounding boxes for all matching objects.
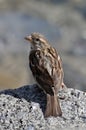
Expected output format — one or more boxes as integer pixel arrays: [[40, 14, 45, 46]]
[[24, 35, 32, 43]]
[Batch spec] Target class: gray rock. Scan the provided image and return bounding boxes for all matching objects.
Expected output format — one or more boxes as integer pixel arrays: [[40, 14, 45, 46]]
[[0, 84, 86, 130]]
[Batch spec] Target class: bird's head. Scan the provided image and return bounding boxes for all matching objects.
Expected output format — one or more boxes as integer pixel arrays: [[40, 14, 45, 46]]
[[25, 33, 49, 50]]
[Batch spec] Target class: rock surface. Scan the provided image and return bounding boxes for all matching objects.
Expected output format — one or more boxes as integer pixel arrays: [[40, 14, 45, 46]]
[[0, 84, 86, 130]]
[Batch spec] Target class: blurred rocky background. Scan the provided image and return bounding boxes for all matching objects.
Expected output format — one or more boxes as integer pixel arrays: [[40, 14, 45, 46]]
[[0, 0, 86, 91]]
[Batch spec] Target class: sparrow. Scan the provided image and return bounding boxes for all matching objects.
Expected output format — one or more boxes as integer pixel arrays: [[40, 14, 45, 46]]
[[25, 33, 66, 117]]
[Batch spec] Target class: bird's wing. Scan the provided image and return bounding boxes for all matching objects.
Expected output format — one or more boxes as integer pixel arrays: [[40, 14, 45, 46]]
[[29, 50, 54, 95], [46, 47, 64, 91]]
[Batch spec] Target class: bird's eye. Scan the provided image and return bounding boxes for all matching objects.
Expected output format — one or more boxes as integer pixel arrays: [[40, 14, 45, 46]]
[[35, 38, 39, 42]]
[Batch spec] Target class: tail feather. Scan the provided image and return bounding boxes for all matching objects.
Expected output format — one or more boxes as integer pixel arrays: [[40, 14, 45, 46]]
[[45, 94, 62, 117]]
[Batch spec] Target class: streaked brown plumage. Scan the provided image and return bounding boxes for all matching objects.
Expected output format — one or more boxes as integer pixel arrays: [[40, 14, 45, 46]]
[[25, 33, 66, 117]]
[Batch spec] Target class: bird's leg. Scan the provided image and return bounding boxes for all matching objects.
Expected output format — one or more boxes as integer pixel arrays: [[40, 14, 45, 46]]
[[58, 83, 67, 100], [62, 82, 67, 89]]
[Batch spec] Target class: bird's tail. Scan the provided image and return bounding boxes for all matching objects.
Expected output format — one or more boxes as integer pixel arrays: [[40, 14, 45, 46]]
[[45, 94, 62, 117]]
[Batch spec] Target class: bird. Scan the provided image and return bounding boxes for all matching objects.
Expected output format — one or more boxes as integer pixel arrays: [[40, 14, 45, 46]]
[[25, 32, 66, 117]]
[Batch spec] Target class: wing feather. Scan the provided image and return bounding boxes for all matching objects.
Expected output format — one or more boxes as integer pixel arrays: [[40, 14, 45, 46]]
[[29, 50, 54, 95]]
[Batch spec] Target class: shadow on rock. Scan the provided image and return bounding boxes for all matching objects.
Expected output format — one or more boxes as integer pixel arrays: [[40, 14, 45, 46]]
[[0, 84, 47, 113]]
